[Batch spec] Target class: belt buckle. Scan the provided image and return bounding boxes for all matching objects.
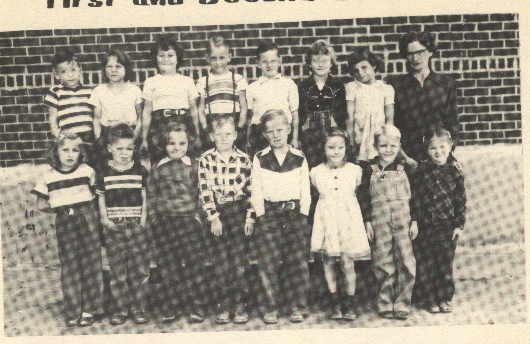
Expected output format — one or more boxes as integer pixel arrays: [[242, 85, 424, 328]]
[[163, 109, 173, 117], [219, 196, 233, 203], [282, 201, 295, 210]]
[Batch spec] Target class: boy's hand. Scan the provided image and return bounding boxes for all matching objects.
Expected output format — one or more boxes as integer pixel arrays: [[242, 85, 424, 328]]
[[102, 218, 116, 231], [452, 227, 463, 241], [140, 141, 149, 156], [211, 217, 223, 236], [365, 222, 374, 242], [291, 138, 300, 149], [51, 128, 61, 138], [409, 221, 418, 240], [244, 222, 254, 236]]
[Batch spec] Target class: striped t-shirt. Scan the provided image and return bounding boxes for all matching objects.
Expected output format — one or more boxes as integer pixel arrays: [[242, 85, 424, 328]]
[[196, 72, 248, 114], [31, 163, 96, 209], [44, 84, 93, 135], [96, 161, 148, 218]]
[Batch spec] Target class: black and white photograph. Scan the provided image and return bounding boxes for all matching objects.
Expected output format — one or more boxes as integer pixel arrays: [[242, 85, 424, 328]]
[[0, 1, 528, 343]]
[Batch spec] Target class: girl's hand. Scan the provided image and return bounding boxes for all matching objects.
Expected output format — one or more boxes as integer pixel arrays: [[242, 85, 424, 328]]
[[365, 222, 374, 242], [244, 222, 254, 236], [409, 221, 418, 240], [452, 227, 463, 241], [211, 217, 223, 236], [405, 157, 418, 169]]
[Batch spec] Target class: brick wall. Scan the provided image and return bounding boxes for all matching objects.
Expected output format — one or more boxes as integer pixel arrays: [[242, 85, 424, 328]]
[[0, 13, 521, 167]]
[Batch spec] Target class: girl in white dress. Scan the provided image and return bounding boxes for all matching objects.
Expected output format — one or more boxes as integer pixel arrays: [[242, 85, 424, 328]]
[[346, 47, 395, 161], [310, 128, 370, 321]]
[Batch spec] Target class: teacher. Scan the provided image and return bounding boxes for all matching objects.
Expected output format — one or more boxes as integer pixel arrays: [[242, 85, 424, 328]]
[[389, 31, 459, 168]]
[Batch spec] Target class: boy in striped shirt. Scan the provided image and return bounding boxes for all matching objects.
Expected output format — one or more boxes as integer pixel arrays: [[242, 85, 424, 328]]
[[96, 124, 150, 325], [45, 50, 94, 160]]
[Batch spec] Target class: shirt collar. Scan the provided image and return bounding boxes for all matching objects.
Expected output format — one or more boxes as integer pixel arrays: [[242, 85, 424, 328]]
[[257, 74, 282, 84], [213, 146, 240, 162], [408, 69, 443, 87], [157, 155, 191, 168]]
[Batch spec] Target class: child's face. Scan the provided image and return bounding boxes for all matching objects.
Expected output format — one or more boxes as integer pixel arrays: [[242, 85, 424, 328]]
[[108, 138, 134, 166], [263, 117, 291, 150], [210, 122, 236, 153], [156, 48, 178, 74], [310, 53, 332, 78], [427, 137, 451, 166], [54, 60, 82, 88], [208, 46, 231, 75], [166, 131, 189, 160], [352, 60, 376, 85], [258, 49, 281, 79], [325, 136, 346, 166], [58, 138, 82, 171], [105, 56, 126, 83], [375, 135, 400, 165]]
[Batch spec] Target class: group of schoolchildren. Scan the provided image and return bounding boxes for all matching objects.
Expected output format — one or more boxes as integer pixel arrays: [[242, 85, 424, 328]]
[[31, 34, 466, 327]]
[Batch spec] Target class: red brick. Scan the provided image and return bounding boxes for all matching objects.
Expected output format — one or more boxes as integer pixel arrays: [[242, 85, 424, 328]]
[[436, 15, 463, 23], [32, 122, 51, 131], [288, 28, 314, 36], [20, 150, 45, 159], [97, 35, 123, 44], [247, 23, 273, 29], [357, 36, 382, 43], [82, 28, 109, 35], [329, 19, 354, 26], [504, 113, 521, 121], [0, 38, 12, 47], [477, 96, 501, 104], [261, 29, 287, 38], [219, 24, 246, 30], [315, 28, 341, 36], [6, 142, 34, 150], [383, 17, 407, 24], [463, 14, 489, 22], [0, 65, 25, 74], [69, 36, 96, 44], [494, 48, 519, 56], [28, 46, 55, 55], [356, 18, 381, 25], [0, 151, 21, 160], [0, 114, 17, 123], [27, 65, 50, 73], [478, 22, 502, 31], [369, 26, 394, 34], [438, 33, 463, 41], [26, 30, 53, 37], [504, 22, 519, 30], [15, 56, 41, 64], [19, 132, 48, 140], [465, 123, 489, 131], [5, 123, 32, 132], [505, 40, 520, 48], [0, 31, 24, 38], [54, 29, 82, 35], [164, 26, 191, 32], [410, 15, 435, 23], [0, 47, 27, 56], [16, 96, 42, 105], [505, 130, 521, 138], [491, 31, 516, 39], [396, 24, 422, 33], [479, 40, 504, 49], [302, 20, 328, 27], [464, 32, 489, 40], [491, 14, 516, 21]]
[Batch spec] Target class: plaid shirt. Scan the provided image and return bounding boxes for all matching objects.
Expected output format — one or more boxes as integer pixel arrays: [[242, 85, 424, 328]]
[[198, 147, 255, 222], [413, 159, 466, 228]]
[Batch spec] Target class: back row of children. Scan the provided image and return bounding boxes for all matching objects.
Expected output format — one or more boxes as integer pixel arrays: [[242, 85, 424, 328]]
[[33, 33, 466, 326]]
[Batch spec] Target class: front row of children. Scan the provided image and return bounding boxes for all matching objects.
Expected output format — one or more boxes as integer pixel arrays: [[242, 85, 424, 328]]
[[32, 110, 466, 327]]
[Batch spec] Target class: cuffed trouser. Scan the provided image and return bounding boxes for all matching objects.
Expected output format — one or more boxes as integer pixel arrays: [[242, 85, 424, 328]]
[[104, 218, 150, 315], [255, 204, 310, 315]]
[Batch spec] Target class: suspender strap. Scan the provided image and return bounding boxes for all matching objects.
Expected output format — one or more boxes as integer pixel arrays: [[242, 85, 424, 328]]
[[370, 164, 381, 173], [206, 73, 212, 116]]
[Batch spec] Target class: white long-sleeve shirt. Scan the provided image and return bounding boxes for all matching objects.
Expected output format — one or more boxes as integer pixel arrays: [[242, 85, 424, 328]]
[[251, 145, 311, 217]]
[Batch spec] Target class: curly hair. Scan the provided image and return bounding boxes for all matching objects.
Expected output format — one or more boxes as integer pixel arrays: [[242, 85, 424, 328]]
[[101, 49, 135, 82], [398, 31, 437, 58], [150, 34, 184, 71], [157, 122, 199, 158], [347, 46, 384, 74], [44, 131, 87, 169]]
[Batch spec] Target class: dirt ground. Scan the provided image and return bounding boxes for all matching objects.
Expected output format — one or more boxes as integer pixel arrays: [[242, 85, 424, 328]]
[[3, 243, 525, 336]]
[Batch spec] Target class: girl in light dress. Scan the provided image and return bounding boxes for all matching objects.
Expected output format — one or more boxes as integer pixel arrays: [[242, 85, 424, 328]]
[[346, 47, 395, 162], [310, 128, 370, 321]]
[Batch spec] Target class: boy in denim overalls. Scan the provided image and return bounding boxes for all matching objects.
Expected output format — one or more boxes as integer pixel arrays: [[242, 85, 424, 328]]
[[358, 124, 418, 320]]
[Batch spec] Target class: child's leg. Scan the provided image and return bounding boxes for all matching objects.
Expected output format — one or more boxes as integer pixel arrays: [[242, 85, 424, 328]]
[[323, 257, 338, 293], [55, 211, 84, 320], [78, 204, 105, 316], [255, 209, 284, 315], [433, 223, 458, 304], [393, 217, 416, 314], [371, 210, 396, 314], [103, 221, 130, 316], [339, 255, 356, 296], [154, 215, 181, 314], [126, 220, 151, 315], [421, 224, 437, 308], [282, 211, 310, 313]]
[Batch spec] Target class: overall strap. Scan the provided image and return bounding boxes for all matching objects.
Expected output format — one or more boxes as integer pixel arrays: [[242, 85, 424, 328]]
[[396, 164, 405, 173], [232, 70, 237, 118], [205, 73, 212, 116], [370, 164, 381, 173]]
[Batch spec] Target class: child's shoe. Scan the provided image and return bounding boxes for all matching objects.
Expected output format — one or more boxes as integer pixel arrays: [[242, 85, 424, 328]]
[[428, 303, 440, 313], [233, 303, 249, 324], [329, 293, 342, 320], [263, 312, 279, 324], [133, 310, 149, 324], [110, 314, 126, 325], [161, 312, 176, 323], [216, 300, 232, 324], [439, 301, 452, 313], [190, 304, 205, 323], [289, 307, 304, 323], [343, 296, 356, 321], [79, 313, 94, 327], [66, 316, 81, 327], [393, 311, 409, 320]]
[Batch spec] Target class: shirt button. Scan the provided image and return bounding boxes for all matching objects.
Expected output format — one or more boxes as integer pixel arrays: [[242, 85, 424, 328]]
[[335, 176, 338, 179], [335, 187, 338, 190]]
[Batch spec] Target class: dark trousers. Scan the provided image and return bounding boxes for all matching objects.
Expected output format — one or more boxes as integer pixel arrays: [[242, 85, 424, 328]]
[[104, 218, 150, 315], [153, 215, 206, 312], [420, 222, 458, 305], [255, 204, 310, 315], [55, 202, 105, 319], [209, 200, 250, 305]]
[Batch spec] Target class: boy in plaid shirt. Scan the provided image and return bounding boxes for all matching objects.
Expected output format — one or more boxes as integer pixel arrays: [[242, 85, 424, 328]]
[[198, 114, 255, 324], [413, 126, 466, 313]]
